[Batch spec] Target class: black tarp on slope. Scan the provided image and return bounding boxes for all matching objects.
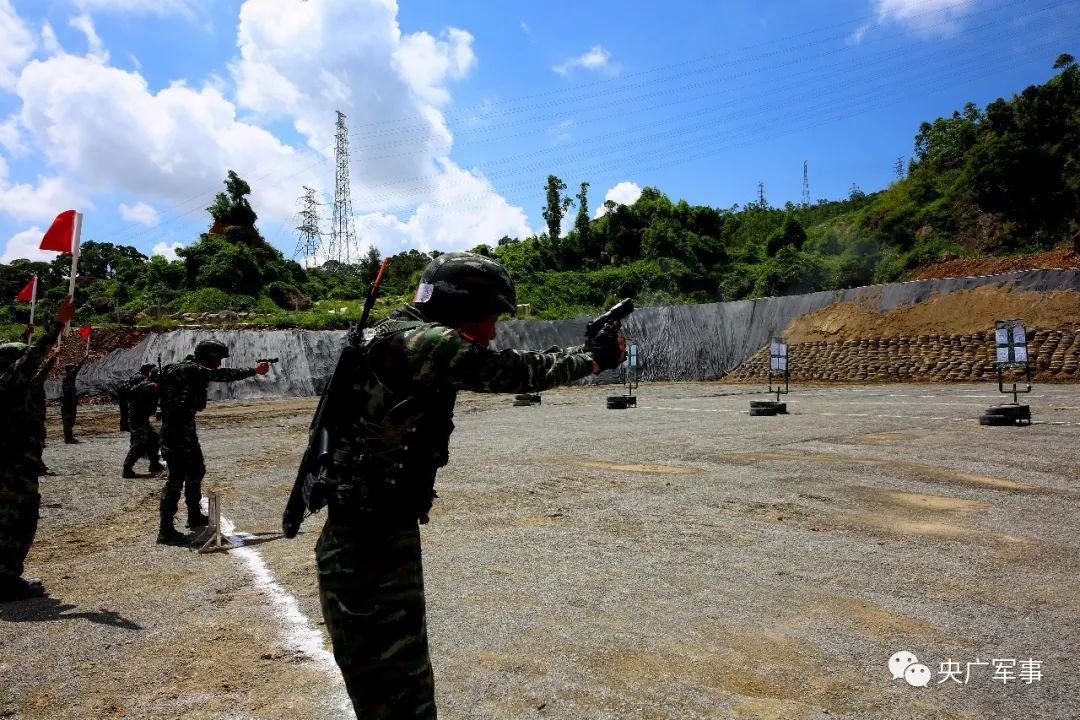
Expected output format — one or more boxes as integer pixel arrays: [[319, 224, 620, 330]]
[[55, 268, 1080, 400]]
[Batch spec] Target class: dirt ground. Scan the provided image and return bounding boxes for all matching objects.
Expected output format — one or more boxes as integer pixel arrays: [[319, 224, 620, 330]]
[[783, 284, 1080, 343], [1, 383, 1078, 720]]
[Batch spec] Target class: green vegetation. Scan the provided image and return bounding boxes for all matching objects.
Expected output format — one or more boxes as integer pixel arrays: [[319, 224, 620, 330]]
[[2, 57, 1077, 337]]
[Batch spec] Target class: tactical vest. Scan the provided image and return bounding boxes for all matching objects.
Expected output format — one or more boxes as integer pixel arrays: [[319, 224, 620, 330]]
[[324, 319, 456, 517], [159, 359, 207, 414]]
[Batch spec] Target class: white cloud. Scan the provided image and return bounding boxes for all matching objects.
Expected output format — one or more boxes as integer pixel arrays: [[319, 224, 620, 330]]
[[394, 28, 476, 106], [0, 113, 23, 154], [0, 0, 36, 90], [848, 23, 871, 45], [875, 0, 975, 36], [593, 181, 641, 218], [354, 160, 530, 252], [553, 45, 617, 76], [151, 240, 183, 260], [1, 226, 51, 263], [41, 22, 61, 56], [119, 201, 159, 225], [69, 14, 109, 63], [547, 118, 572, 144], [6, 52, 320, 226], [230, 0, 528, 252]]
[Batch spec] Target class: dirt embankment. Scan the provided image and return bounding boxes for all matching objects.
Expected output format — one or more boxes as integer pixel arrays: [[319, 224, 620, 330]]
[[911, 248, 1080, 280], [783, 284, 1080, 345], [48, 327, 156, 381]]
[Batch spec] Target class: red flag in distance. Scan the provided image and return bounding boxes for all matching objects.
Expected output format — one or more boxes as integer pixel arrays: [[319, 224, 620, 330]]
[[40, 210, 77, 253], [15, 277, 36, 302]]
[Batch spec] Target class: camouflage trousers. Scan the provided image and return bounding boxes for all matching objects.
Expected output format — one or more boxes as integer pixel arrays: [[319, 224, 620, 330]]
[[61, 399, 76, 440], [124, 418, 161, 470], [317, 511, 435, 719], [159, 414, 204, 519], [0, 465, 40, 588]]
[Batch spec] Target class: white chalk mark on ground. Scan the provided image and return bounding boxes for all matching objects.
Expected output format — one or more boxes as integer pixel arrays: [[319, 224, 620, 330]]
[[199, 500, 352, 716]]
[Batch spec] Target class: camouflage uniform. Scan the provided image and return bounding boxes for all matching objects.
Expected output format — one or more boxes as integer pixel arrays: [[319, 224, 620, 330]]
[[0, 322, 64, 597], [61, 361, 84, 443], [123, 376, 162, 475], [158, 356, 255, 528], [30, 356, 57, 472], [317, 305, 596, 718]]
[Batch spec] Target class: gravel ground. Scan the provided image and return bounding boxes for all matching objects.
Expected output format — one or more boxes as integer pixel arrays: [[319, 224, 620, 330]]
[[1, 382, 1078, 720]]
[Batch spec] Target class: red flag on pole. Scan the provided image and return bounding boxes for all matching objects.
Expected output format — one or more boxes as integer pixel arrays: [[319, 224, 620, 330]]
[[15, 276, 36, 302], [40, 210, 78, 253], [79, 324, 92, 340]]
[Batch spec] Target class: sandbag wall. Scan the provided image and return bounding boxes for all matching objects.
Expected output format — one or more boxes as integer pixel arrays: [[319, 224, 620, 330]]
[[730, 329, 1080, 383]]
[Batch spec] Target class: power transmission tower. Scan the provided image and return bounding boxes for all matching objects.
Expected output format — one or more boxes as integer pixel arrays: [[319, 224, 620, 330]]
[[757, 181, 767, 209], [295, 186, 323, 268], [894, 156, 905, 180], [801, 161, 810, 206], [329, 110, 357, 265]]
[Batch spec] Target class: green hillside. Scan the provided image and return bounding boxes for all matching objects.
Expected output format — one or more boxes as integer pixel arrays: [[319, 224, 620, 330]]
[[2, 56, 1077, 338]]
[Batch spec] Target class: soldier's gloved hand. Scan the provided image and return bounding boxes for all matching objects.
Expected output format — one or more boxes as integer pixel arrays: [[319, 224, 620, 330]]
[[585, 323, 627, 373], [254, 361, 270, 375]]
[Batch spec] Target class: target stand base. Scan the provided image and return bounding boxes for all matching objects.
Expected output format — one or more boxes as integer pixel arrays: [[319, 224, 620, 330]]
[[195, 492, 238, 554], [513, 393, 542, 407], [749, 400, 787, 416], [979, 404, 1031, 426]]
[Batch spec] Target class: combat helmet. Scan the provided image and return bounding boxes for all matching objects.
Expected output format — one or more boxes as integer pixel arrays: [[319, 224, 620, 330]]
[[139, 363, 155, 375], [413, 252, 517, 324], [193, 339, 229, 362], [0, 341, 27, 372]]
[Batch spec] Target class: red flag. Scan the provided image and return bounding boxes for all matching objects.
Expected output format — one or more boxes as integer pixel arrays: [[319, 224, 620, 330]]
[[40, 209, 77, 253], [79, 324, 92, 340], [15, 277, 36, 302]]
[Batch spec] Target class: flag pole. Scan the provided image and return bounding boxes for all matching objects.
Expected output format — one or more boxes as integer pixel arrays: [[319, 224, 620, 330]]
[[29, 274, 37, 326], [65, 213, 83, 333]]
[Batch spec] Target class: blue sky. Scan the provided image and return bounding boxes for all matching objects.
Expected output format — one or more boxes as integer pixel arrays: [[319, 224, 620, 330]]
[[0, 0, 1076, 266]]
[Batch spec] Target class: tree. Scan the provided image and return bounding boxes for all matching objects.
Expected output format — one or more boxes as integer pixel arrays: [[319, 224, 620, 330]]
[[766, 216, 807, 256], [541, 175, 573, 243], [574, 182, 591, 244], [1054, 53, 1075, 70]]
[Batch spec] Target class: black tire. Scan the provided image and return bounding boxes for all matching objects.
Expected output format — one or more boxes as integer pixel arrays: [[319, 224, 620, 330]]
[[979, 414, 1013, 426], [530, 395, 542, 405], [775, 403, 787, 414], [625, 397, 637, 407], [750, 400, 777, 409], [607, 396, 628, 409], [749, 407, 778, 416], [513, 399, 533, 407]]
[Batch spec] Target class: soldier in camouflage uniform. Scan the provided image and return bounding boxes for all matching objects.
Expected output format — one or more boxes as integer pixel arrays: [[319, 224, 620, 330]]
[[315, 252, 625, 718], [0, 298, 76, 602], [122, 366, 164, 478], [116, 363, 155, 432], [31, 353, 58, 474], [61, 358, 86, 444], [156, 341, 269, 544]]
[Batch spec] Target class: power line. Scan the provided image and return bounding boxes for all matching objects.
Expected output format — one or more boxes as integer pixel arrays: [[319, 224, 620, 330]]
[[328, 111, 357, 265]]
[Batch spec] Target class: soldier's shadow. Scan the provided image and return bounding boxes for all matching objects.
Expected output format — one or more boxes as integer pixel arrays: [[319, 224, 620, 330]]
[[0, 597, 142, 629]]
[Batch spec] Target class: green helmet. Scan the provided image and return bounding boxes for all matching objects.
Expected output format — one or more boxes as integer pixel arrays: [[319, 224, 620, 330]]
[[0, 342, 27, 371], [194, 339, 229, 362], [413, 252, 516, 324]]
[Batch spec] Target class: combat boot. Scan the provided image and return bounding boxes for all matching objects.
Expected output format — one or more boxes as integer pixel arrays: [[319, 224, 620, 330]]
[[122, 466, 138, 479], [156, 517, 188, 546], [0, 578, 46, 602], [148, 462, 165, 475], [186, 512, 209, 528]]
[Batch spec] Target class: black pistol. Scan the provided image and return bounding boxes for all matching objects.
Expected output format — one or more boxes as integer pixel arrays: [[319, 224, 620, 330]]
[[257, 357, 279, 364], [585, 298, 634, 338]]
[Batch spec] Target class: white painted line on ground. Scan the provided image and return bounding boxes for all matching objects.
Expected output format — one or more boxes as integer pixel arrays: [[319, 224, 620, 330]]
[[201, 504, 352, 716]]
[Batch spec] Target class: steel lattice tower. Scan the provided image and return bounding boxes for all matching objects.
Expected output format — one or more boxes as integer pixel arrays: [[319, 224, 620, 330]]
[[295, 186, 323, 268], [329, 110, 356, 265], [801, 161, 810, 206]]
